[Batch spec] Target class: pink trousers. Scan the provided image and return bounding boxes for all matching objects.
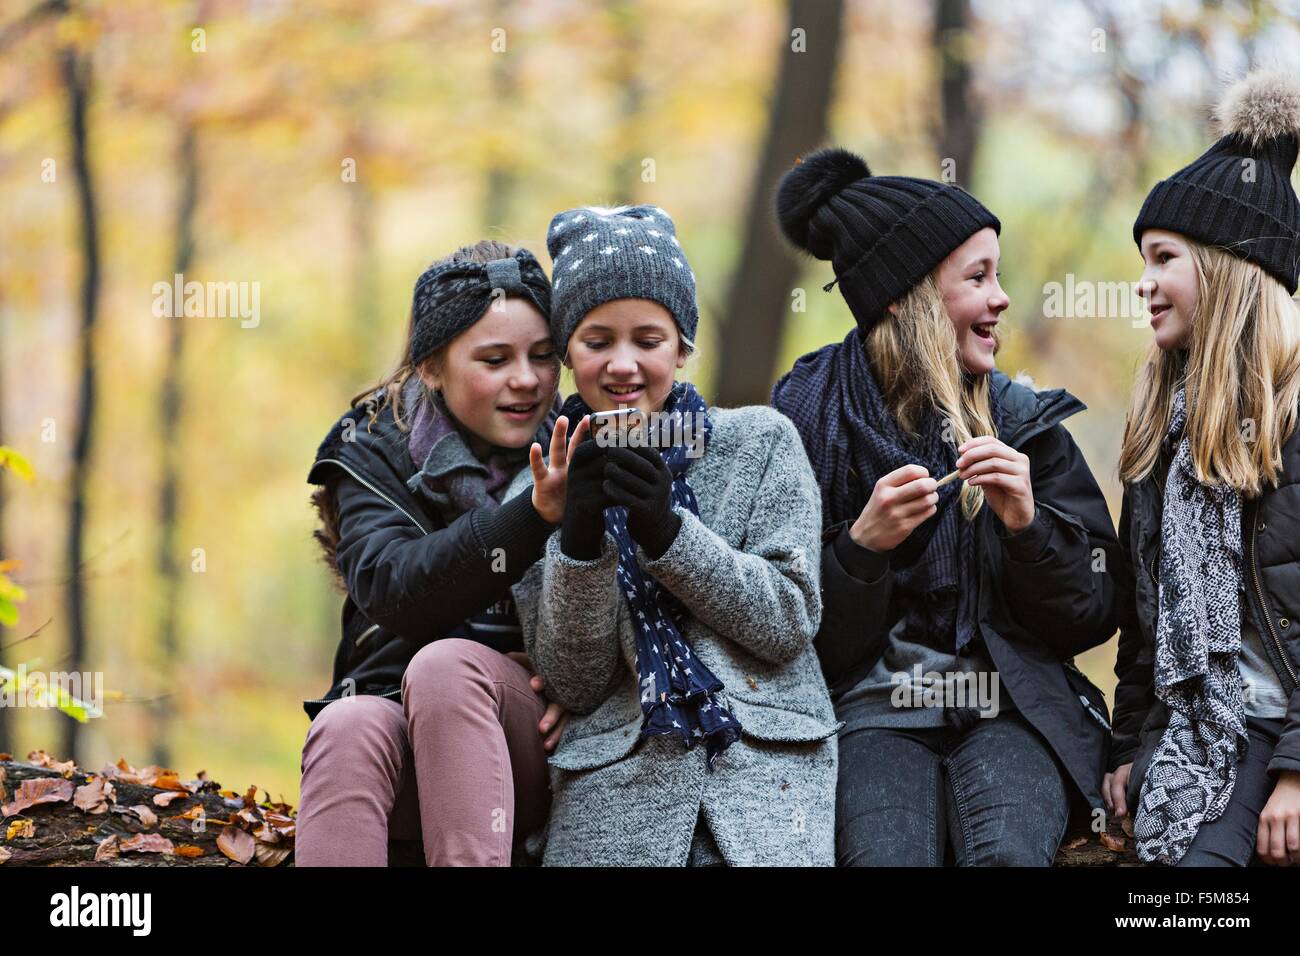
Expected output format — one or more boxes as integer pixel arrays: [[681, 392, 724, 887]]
[[296, 639, 551, 866]]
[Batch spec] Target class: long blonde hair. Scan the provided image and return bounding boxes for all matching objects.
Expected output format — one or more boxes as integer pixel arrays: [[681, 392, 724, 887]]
[[866, 272, 999, 520], [1119, 239, 1300, 495]]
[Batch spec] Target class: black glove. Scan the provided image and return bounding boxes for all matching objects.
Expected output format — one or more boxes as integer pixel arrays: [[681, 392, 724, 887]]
[[559, 438, 613, 560], [603, 445, 681, 560]]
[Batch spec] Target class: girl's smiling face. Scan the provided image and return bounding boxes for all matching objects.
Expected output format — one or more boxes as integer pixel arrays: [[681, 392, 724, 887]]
[[934, 227, 1009, 375], [566, 298, 687, 414], [1138, 229, 1198, 351], [419, 297, 559, 456]]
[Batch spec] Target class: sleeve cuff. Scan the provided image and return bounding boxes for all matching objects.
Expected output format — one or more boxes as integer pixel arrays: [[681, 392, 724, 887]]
[[832, 523, 890, 584], [997, 505, 1053, 563], [473, 489, 557, 562]]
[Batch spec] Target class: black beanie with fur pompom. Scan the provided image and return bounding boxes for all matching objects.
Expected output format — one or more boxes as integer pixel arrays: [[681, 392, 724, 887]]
[[1133, 69, 1300, 294]]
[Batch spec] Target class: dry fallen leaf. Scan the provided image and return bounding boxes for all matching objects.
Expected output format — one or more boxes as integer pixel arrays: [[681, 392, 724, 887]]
[[254, 842, 291, 867], [74, 776, 115, 814], [1063, 835, 1088, 851], [177, 804, 205, 821], [120, 833, 174, 855], [242, 785, 259, 809], [94, 835, 120, 861], [26, 750, 75, 774], [236, 808, 261, 828], [1100, 830, 1127, 852], [0, 846, 10, 864], [217, 824, 255, 864], [151, 773, 191, 793], [1121, 816, 1135, 838], [252, 823, 279, 845], [174, 844, 204, 859], [128, 805, 158, 828], [153, 791, 187, 807], [2, 777, 74, 817], [0, 753, 12, 761], [6, 818, 35, 839]]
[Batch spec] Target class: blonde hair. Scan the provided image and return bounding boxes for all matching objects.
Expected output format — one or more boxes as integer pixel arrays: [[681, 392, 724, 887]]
[[866, 272, 998, 520], [1119, 239, 1300, 495]]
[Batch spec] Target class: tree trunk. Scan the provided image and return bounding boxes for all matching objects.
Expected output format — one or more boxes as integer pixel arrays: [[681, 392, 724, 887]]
[[608, 0, 644, 205], [712, 0, 845, 408], [59, 41, 101, 766], [931, 0, 981, 187], [483, 0, 518, 232], [152, 122, 200, 770]]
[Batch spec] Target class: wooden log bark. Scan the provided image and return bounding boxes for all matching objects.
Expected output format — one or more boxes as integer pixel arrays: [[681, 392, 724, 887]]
[[0, 758, 293, 867], [2, 756, 1139, 867]]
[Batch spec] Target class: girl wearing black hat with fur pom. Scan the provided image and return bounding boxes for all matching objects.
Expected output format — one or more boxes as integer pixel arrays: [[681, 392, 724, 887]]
[[772, 149, 1120, 866], [1106, 69, 1300, 867], [297, 240, 590, 866]]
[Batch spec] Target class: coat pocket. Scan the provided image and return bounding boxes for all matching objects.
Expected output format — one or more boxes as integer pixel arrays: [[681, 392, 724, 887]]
[[1063, 660, 1112, 733], [725, 696, 842, 743], [548, 718, 642, 772]]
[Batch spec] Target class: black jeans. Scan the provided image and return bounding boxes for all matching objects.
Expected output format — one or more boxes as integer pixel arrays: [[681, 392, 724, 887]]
[[1171, 716, 1282, 867], [836, 710, 1070, 866]]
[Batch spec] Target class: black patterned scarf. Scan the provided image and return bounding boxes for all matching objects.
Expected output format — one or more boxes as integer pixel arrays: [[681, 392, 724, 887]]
[[1134, 386, 1250, 864]]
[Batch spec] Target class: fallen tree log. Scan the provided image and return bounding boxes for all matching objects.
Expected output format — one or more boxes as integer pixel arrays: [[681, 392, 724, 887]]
[[1, 753, 1138, 867], [0, 753, 293, 867]]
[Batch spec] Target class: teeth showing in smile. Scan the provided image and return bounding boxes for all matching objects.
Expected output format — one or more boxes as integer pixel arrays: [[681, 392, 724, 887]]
[[606, 385, 641, 394], [502, 403, 536, 412]]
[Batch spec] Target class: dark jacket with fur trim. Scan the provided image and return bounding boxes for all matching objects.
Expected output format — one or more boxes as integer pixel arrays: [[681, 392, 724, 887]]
[[303, 392, 554, 719], [814, 370, 1121, 817], [1110, 421, 1300, 802]]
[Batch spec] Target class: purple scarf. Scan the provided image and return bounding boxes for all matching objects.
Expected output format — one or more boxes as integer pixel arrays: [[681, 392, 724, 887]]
[[404, 377, 559, 524]]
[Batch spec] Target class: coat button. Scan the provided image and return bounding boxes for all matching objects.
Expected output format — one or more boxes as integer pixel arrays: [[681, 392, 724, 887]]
[[1281, 618, 1291, 629], [1258, 521, 1266, 532]]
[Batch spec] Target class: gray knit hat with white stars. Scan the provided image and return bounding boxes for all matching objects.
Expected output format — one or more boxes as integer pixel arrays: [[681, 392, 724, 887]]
[[546, 204, 698, 355]]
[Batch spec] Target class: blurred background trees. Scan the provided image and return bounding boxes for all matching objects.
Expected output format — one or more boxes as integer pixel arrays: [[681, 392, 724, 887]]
[[1, 0, 1297, 802]]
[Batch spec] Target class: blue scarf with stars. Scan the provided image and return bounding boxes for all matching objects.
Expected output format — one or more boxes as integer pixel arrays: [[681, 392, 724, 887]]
[[558, 381, 743, 771]]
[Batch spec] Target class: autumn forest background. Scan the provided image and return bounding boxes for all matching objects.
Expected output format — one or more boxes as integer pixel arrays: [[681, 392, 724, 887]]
[[2, 0, 1299, 806]]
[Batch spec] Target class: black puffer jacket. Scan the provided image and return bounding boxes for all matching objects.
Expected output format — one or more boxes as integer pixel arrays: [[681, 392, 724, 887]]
[[302, 391, 555, 719], [1110, 421, 1300, 803], [815, 371, 1121, 817]]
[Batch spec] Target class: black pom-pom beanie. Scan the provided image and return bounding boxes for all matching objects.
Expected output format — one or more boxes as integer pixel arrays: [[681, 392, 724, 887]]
[[775, 146, 1001, 333]]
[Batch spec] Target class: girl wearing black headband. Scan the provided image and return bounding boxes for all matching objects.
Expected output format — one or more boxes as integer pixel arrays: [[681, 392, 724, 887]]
[[297, 239, 589, 866]]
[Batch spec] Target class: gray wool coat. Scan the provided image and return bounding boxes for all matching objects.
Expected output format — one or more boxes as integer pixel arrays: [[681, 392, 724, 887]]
[[507, 403, 839, 866]]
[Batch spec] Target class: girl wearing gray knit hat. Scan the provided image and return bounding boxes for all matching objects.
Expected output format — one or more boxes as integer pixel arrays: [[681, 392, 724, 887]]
[[1109, 69, 1300, 867], [772, 148, 1120, 867], [505, 203, 839, 866]]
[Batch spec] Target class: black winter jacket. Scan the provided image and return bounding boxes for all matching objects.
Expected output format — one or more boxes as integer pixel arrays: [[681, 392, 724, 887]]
[[302, 392, 555, 719], [816, 371, 1121, 815], [1110, 420, 1300, 801]]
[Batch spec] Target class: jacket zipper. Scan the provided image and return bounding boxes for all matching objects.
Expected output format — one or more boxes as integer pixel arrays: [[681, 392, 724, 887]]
[[1246, 499, 1298, 687], [317, 457, 429, 534]]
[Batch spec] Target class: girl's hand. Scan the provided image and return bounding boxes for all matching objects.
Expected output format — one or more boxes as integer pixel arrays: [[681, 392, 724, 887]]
[[529, 414, 593, 524], [849, 464, 939, 553], [1257, 770, 1300, 866], [1102, 762, 1132, 819], [507, 652, 569, 752], [529, 672, 569, 752], [957, 436, 1035, 533]]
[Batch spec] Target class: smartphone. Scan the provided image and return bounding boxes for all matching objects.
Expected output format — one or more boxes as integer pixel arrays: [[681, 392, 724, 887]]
[[589, 407, 646, 448]]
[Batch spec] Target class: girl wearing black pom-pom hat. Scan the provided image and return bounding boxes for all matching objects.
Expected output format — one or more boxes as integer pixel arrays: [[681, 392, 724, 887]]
[[1107, 69, 1300, 867], [771, 148, 1120, 866]]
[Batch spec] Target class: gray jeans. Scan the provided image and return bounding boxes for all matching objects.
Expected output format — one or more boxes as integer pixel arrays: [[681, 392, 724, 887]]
[[836, 709, 1070, 866]]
